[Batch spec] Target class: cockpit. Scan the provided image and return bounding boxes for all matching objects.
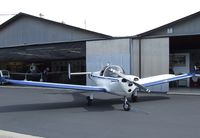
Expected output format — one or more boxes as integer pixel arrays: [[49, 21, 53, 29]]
[[100, 65, 125, 78]]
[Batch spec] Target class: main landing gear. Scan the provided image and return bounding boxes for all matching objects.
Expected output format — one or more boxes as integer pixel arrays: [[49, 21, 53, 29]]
[[86, 94, 94, 106], [131, 89, 138, 103], [131, 94, 138, 102], [123, 97, 131, 111]]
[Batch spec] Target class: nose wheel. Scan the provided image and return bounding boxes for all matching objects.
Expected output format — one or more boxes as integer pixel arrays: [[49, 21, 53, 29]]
[[123, 97, 131, 111]]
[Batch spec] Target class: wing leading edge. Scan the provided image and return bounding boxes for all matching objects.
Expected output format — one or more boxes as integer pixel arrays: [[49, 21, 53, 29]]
[[5, 79, 107, 92], [138, 73, 194, 87]]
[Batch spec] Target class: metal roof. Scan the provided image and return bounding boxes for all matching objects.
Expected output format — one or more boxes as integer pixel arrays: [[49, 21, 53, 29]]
[[136, 11, 200, 38], [0, 12, 111, 38]]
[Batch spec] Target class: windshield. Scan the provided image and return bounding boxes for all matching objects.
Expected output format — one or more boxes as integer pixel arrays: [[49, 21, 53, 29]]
[[103, 65, 125, 78]]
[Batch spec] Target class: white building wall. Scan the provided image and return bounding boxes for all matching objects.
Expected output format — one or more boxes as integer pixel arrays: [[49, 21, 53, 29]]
[[86, 38, 170, 92], [131, 39, 140, 76], [141, 38, 169, 92], [86, 39, 130, 85]]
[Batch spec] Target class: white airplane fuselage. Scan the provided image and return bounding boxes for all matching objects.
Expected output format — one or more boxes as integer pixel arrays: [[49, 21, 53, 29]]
[[89, 71, 138, 97]]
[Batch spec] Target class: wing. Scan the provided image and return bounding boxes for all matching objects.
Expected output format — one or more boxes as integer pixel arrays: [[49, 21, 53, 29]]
[[138, 73, 194, 87], [5, 79, 107, 92]]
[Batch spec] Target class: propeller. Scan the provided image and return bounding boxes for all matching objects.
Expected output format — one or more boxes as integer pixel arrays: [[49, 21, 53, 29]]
[[130, 81, 150, 93], [110, 68, 150, 93]]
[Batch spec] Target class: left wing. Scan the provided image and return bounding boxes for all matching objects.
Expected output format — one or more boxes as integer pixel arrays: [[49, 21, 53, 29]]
[[4, 79, 107, 92], [138, 73, 194, 87]]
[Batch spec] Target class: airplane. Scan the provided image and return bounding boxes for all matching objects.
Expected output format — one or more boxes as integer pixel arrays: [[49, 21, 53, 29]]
[[0, 64, 199, 111]]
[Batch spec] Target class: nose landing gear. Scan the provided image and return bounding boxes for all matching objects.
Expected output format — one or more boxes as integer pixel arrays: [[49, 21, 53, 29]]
[[86, 94, 132, 111], [123, 97, 131, 111]]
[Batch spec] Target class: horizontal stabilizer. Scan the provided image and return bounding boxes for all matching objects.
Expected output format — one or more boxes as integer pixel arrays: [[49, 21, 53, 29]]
[[68, 64, 91, 79]]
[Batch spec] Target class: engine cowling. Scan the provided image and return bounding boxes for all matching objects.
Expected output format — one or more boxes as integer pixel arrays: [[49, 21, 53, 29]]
[[119, 75, 139, 96]]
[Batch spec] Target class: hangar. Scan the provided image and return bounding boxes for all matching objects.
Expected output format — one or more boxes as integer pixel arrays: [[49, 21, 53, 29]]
[[136, 11, 200, 91], [86, 11, 200, 91], [0, 11, 200, 91], [0, 13, 110, 84]]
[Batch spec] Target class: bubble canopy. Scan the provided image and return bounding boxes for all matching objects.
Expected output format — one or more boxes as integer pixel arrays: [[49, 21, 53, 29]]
[[103, 65, 125, 78]]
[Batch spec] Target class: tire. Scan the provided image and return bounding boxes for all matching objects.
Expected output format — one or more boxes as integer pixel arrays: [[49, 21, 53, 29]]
[[131, 94, 138, 102], [86, 96, 93, 106], [123, 102, 131, 111]]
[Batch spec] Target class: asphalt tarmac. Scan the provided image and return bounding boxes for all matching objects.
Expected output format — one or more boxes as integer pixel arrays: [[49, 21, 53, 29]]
[[0, 86, 200, 138]]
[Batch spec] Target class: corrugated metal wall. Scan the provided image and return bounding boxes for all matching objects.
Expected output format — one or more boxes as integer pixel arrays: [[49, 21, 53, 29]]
[[145, 15, 200, 37], [131, 39, 140, 76], [86, 38, 170, 92], [86, 39, 131, 85], [141, 38, 169, 92], [0, 16, 108, 48]]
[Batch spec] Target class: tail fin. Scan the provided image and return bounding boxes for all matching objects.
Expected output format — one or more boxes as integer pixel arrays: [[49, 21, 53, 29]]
[[194, 66, 200, 77], [0, 76, 2, 85], [0, 70, 10, 84], [194, 66, 199, 73], [0, 76, 7, 85], [68, 64, 71, 79], [192, 66, 200, 84], [68, 64, 91, 79]]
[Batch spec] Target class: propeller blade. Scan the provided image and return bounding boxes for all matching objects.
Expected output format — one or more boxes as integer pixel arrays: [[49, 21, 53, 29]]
[[110, 68, 150, 92], [131, 81, 150, 92]]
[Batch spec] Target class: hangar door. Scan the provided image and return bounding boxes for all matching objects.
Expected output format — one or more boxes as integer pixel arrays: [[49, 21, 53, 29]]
[[86, 39, 131, 85], [141, 38, 169, 92], [0, 42, 86, 84], [170, 35, 200, 87]]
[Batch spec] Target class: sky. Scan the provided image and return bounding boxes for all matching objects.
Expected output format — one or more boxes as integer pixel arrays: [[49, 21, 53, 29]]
[[0, 0, 199, 36]]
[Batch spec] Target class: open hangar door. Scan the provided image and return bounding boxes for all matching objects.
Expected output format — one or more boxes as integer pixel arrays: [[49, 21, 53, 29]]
[[170, 35, 200, 87], [0, 41, 86, 84]]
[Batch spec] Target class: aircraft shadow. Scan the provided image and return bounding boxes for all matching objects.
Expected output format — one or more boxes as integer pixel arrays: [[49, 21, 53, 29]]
[[134, 95, 170, 103], [0, 93, 169, 113]]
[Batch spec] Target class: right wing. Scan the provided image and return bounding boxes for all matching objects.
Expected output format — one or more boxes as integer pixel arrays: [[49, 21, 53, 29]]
[[138, 73, 194, 87], [4, 79, 107, 92]]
